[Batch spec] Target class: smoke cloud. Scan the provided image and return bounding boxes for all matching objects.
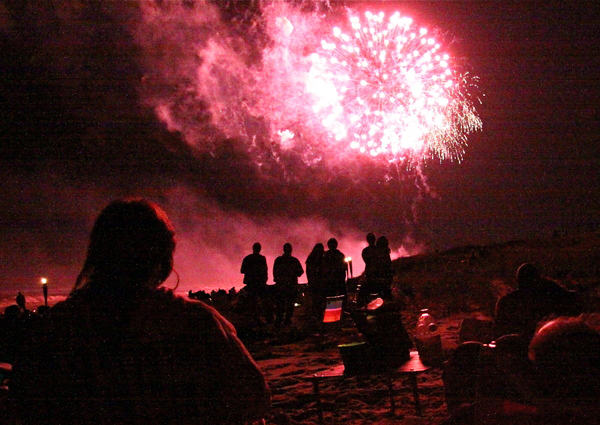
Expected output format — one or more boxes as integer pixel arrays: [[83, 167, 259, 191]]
[[160, 186, 427, 293]]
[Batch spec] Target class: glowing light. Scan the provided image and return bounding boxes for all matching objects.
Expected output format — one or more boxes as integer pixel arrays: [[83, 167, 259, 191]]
[[345, 257, 353, 278], [307, 11, 482, 163], [40, 277, 47, 285], [277, 129, 295, 149]]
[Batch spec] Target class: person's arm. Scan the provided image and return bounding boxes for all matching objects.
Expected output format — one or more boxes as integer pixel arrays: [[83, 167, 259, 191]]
[[296, 259, 304, 278], [180, 302, 270, 425], [201, 306, 271, 423], [240, 257, 247, 274], [494, 297, 511, 339], [260, 257, 268, 284], [272, 258, 281, 283], [339, 252, 348, 274]]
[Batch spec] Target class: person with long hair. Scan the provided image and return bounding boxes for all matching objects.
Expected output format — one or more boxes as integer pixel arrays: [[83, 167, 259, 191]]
[[12, 198, 270, 424], [305, 243, 325, 322], [372, 236, 393, 300]]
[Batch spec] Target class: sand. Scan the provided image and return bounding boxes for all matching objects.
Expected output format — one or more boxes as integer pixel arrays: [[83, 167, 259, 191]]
[[245, 312, 473, 425]]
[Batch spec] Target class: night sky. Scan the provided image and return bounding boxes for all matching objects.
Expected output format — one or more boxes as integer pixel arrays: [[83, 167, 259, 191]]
[[1, 0, 599, 298]]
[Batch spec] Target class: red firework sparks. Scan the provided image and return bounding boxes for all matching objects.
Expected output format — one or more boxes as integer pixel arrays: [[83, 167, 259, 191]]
[[306, 11, 482, 163]]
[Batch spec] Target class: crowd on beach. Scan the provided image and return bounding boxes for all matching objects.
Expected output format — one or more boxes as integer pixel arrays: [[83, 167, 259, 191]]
[[1, 198, 598, 425]]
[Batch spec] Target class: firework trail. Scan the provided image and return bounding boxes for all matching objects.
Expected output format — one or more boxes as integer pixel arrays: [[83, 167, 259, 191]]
[[306, 10, 482, 165]]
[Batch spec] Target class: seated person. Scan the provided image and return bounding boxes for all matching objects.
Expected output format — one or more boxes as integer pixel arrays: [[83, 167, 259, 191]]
[[350, 299, 412, 371], [494, 263, 581, 341], [11, 199, 270, 425], [443, 334, 530, 413], [443, 315, 600, 425]]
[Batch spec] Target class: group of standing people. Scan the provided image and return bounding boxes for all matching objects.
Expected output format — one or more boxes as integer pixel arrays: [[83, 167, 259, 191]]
[[358, 233, 393, 306], [240, 238, 350, 327], [305, 238, 349, 322], [241, 233, 394, 327], [240, 242, 305, 327]]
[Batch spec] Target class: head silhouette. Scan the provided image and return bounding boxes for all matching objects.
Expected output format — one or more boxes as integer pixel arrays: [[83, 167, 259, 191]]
[[312, 243, 324, 253], [283, 243, 292, 255], [4, 304, 21, 318], [516, 263, 540, 289], [529, 316, 600, 399], [74, 198, 176, 294], [366, 233, 376, 245], [376, 236, 389, 250], [327, 238, 338, 250], [252, 243, 261, 254]]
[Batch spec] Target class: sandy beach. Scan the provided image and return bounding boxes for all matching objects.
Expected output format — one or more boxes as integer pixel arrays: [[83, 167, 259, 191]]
[[3, 232, 598, 424], [243, 308, 471, 425]]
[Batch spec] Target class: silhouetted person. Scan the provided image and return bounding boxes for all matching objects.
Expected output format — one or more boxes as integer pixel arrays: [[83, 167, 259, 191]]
[[12, 198, 270, 425], [241, 243, 268, 287], [34, 305, 50, 317], [358, 233, 378, 306], [0, 305, 26, 364], [494, 263, 581, 341], [372, 236, 393, 300], [306, 243, 325, 321], [444, 316, 600, 425], [273, 243, 304, 327], [321, 238, 347, 298], [528, 316, 599, 402], [350, 300, 412, 371], [3, 305, 21, 319], [15, 292, 26, 312], [240, 242, 272, 324]]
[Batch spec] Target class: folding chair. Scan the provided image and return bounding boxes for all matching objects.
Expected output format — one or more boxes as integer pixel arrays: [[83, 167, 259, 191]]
[[322, 295, 345, 324], [0, 362, 10, 393], [0, 362, 12, 422], [315, 295, 345, 349]]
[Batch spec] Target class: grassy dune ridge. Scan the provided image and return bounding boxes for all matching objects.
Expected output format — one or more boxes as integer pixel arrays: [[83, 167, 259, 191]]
[[391, 231, 600, 318]]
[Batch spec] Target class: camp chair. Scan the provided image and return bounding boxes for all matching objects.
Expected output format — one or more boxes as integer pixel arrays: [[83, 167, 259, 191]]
[[314, 295, 345, 349], [0, 362, 10, 392], [458, 317, 494, 344], [0, 362, 12, 422], [322, 295, 344, 324]]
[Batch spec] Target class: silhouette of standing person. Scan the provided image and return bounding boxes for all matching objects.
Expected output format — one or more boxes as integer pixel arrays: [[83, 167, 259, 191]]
[[240, 242, 272, 324], [273, 243, 304, 327], [15, 292, 26, 312], [358, 233, 378, 306], [321, 238, 347, 298], [372, 236, 393, 300], [12, 198, 270, 425], [305, 243, 325, 322]]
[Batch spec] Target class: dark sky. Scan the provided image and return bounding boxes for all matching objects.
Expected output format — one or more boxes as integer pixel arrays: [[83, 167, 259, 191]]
[[1, 0, 599, 297]]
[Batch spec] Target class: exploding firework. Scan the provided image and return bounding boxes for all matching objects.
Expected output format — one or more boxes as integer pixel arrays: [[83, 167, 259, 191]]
[[306, 11, 482, 163]]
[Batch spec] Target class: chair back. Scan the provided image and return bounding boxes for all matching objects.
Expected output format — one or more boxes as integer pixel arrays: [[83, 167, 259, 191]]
[[0, 362, 11, 392], [323, 295, 344, 323]]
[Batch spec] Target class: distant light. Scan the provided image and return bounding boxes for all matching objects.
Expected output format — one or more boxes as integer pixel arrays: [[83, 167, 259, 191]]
[[40, 277, 48, 285], [345, 257, 352, 262]]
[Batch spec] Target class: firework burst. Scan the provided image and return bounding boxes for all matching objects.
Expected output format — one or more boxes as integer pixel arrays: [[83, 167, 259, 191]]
[[306, 11, 482, 163]]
